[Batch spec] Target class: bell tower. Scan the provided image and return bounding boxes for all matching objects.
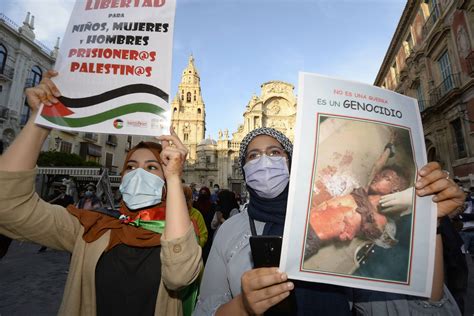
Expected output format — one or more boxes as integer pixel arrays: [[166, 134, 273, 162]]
[[171, 55, 206, 162]]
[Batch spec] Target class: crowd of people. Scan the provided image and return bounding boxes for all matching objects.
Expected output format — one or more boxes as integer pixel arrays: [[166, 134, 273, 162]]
[[0, 70, 469, 315]]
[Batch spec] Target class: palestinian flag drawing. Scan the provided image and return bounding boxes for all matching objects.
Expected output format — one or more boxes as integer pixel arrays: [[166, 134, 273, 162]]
[[39, 83, 168, 128], [35, 0, 176, 135]]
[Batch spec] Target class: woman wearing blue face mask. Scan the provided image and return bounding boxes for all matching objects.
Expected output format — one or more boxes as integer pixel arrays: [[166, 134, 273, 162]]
[[194, 127, 464, 316], [0, 71, 202, 316], [76, 183, 102, 210]]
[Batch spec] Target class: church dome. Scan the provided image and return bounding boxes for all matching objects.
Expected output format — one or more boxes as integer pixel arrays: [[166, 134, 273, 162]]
[[198, 138, 217, 146]]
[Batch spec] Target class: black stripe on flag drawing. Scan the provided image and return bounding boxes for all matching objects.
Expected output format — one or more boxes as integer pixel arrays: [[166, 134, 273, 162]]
[[58, 84, 169, 108]]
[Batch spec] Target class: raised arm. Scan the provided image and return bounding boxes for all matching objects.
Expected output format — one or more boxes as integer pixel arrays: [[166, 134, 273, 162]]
[[0, 70, 60, 171], [156, 129, 191, 239], [0, 70, 79, 252]]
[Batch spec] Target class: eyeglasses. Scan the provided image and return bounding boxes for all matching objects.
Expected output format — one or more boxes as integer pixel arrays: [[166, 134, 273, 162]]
[[245, 146, 286, 162]]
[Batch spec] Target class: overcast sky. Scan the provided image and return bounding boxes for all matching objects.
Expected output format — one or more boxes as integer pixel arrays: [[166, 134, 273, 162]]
[[2, 0, 406, 139]]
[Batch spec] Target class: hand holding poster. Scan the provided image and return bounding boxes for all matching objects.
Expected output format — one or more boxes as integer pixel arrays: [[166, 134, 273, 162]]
[[280, 72, 436, 297], [35, 0, 176, 136]]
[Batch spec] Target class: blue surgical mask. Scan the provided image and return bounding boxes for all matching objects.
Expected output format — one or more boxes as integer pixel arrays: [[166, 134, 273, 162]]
[[119, 168, 165, 210], [243, 155, 289, 199], [85, 191, 94, 198]]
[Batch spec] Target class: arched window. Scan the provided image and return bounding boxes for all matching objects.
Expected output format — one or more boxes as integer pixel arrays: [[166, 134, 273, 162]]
[[0, 44, 7, 74], [197, 108, 201, 114], [186, 92, 191, 102], [30, 66, 43, 87], [194, 90, 196, 101], [181, 90, 184, 101], [173, 107, 177, 113]]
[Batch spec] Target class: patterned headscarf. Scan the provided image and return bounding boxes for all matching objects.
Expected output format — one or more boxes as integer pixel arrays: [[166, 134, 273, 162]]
[[238, 127, 293, 176]]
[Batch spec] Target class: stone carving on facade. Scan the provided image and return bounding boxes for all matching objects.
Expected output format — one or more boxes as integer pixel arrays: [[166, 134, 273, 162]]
[[456, 25, 471, 58], [183, 122, 190, 133], [267, 82, 286, 94], [267, 100, 281, 115], [415, 23, 422, 39], [268, 120, 286, 135]]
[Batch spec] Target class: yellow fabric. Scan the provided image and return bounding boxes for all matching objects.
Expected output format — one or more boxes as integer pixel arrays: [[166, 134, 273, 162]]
[[0, 168, 202, 316], [189, 207, 208, 247]]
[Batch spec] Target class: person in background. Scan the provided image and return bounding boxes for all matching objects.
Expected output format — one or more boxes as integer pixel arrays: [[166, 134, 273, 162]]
[[210, 184, 220, 204], [49, 184, 75, 208], [190, 182, 199, 202], [183, 185, 208, 248], [193, 186, 215, 263], [211, 189, 240, 235], [76, 183, 102, 210]]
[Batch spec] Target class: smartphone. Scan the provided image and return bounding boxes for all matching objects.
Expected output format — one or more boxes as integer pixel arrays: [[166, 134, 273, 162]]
[[249, 235, 282, 268], [249, 235, 296, 314]]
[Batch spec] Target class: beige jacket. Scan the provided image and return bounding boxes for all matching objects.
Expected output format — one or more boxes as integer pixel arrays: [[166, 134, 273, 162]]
[[0, 168, 202, 316]]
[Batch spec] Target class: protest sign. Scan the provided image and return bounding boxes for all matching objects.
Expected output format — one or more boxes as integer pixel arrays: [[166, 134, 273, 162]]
[[35, 0, 176, 136], [280, 72, 436, 297]]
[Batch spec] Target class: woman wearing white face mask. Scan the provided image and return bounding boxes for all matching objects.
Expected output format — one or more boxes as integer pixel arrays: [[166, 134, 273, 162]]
[[194, 127, 464, 316], [0, 71, 202, 316]]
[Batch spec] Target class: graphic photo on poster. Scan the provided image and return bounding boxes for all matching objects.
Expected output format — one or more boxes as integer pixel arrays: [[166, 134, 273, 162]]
[[302, 114, 417, 284]]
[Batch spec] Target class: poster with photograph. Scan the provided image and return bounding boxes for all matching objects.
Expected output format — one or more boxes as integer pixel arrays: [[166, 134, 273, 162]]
[[35, 0, 176, 136], [280, 72, 436, 297]]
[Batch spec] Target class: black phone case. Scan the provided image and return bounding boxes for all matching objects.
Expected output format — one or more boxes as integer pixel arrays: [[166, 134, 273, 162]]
[[249, 235, 282, 268], [249, 235, 296, 314]]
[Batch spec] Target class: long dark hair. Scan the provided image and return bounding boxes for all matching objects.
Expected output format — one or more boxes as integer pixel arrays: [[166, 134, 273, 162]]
[[216, 189, 239, 220]]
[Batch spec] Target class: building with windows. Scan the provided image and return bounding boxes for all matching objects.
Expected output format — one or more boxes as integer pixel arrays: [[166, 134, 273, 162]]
[[0, 12, 58, 152], [172, 56, 297, 193], [0, 12, 148, 176], [1, 11, 298, 192], [374, 0, 474, 186]]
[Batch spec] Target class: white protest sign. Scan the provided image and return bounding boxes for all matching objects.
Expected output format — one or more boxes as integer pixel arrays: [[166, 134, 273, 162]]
[[35, 0, 176, 136], [280, 72, 436, 297]]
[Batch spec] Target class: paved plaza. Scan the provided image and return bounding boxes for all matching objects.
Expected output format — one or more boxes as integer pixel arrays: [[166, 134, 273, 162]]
[[0, 240, 473, 315]]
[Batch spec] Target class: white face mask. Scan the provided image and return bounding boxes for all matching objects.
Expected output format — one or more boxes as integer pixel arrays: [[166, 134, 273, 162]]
[[119, 168, 165, 210], [243, 155, 289, 199]]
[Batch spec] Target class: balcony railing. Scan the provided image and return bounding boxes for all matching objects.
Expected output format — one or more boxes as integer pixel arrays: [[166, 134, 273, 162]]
[[0, 106, 8, 119], [429, 73, 461, 105], [417, 99, 428, 113], [0, 13, 53, 56], [0, 64, 14, 80], [422, 4, 442, 39], [0, 13, 20, 29]]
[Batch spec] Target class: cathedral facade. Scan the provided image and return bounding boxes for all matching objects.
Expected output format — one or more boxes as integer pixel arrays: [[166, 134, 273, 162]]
[[171, 56, 297, 193]]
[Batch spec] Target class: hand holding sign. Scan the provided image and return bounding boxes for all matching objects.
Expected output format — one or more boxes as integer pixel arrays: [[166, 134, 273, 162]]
[[25, 70, 61, 112]]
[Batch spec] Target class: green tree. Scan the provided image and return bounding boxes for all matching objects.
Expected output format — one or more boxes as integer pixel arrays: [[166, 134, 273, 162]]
[[38, 151, 101, 167]]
